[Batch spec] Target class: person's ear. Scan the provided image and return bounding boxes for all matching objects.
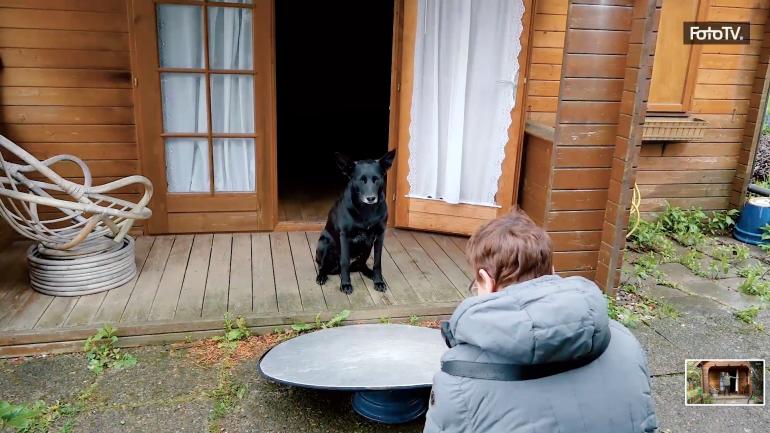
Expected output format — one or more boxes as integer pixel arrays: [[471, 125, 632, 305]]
[[334, 152, 355, 177], [477, 268, 496, 295], [379, 149, 396, 171]]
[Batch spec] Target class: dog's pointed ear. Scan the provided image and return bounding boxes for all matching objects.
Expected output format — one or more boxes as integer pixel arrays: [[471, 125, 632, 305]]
[[335, 152, 355, 176], [379, 149, 397, 170]]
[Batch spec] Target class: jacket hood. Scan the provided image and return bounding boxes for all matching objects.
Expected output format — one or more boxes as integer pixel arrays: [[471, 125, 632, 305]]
[[444, 275, 610, 365]]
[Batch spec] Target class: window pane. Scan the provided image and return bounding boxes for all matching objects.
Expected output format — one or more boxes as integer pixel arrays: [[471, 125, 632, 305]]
[[157, 5, 204, 68], [213, 138, 255, 192], [208, 7, 253, 70], [161, 73, 208, 133], [210, 74, 254, 133], [217, 0, 253, 5], [165, 138, 210, 193]]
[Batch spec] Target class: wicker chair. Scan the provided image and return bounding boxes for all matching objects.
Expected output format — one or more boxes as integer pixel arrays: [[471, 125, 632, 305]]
[[0, 134, 153, 296]]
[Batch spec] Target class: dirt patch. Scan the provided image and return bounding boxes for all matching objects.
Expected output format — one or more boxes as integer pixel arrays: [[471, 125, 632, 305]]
[[419, 320, 441, 329], [182, 333, 291, 367]]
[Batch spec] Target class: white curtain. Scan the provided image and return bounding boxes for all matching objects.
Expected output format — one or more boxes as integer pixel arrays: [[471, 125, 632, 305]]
[[407, 0, 524, 206], [158, 5, 255, 193]]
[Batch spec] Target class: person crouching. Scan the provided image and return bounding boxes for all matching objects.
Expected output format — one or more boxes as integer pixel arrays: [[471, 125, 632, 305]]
[[424, 209, 658, 433]]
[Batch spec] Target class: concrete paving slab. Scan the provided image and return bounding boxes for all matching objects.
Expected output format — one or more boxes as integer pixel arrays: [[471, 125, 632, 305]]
[[630, 325, 687, 376], [0, 353, 93, 403], [73, 399, 211, 433], [91, 346, 218, 406]]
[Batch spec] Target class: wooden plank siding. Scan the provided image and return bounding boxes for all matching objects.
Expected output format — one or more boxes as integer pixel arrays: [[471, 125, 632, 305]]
[[0, 0, 141, 234], [732, 3, 770, 208], [638, 0, 770, 217], [595, 0, 657, 292], [542, 0, 637, 280], [527, 0, 568, 126]]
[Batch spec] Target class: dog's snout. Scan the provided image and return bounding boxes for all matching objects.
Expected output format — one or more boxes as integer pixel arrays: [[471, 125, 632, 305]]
[[364, 196, 378, 204]]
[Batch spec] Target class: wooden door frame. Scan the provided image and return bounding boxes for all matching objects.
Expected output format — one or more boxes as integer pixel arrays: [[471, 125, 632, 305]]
[[129, 0, 277, 234], [386, 0, 405, 227], [390, 0, 534, 234]]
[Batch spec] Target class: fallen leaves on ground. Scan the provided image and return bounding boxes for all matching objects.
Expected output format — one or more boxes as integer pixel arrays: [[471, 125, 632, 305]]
[[419, 320, 441, 329], [184, 333, 291, 366]]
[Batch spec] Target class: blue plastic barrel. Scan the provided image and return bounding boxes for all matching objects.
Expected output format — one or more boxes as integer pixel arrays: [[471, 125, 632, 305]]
[[734, 197, 770, 245]]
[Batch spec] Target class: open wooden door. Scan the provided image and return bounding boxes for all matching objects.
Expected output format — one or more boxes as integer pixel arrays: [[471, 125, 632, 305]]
[[390, 0, 532, 236], [131, 0, 276, 234]]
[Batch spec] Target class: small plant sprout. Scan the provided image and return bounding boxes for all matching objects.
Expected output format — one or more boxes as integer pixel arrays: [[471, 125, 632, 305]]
[[680, 249, 708, 278], [707, 244, 748, 279], [409, 315, 420, 326], [213, 314, 251, 351], [738, 274, 770, 299], [737, 262, 768, 278], [291, 309, 351, 333], [706, 209, 739, 236], [734, 305, 762, 325], [606, 294, 641, 328], [83, 325, 137, 374], [736, 261, 770, 299], [379, 316, 391, 324], [761, 224, 770, 253], [0, 401, 43, 431]]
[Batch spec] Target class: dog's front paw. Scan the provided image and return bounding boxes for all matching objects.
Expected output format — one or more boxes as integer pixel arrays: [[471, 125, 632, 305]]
[[340, 283, 353, 294], [316, 274, 328, 285], [374, 280, 387, 292]]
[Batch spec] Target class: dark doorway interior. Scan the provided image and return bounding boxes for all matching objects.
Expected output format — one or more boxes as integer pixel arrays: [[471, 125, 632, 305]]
[[275, 0, 395, 224]]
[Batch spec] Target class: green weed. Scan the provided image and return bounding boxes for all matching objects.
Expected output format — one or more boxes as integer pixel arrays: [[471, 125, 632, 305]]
[[213, 314, 251, 351], [761, 224, 770, 253], [409, 315, 420, 326], [606, 294, 642, 328], [707, 244, 751, 278], [84, 325, 137, 374], [0, 400, 44, 432], [738, 274, 770, 298], [659, 205, 707, 247], [735, 305, 762, 324], [627, 218, 675, 259], [208, 366, 246, 433], [680, 250, 708, 277], [0, 398, 84, 433], [705, 209, 740, 236], [291, 309, 351, 333], [737, 263, 769, 278]]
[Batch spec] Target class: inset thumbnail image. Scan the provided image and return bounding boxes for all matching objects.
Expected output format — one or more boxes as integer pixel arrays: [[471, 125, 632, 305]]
[[686, 359, 765, 406]]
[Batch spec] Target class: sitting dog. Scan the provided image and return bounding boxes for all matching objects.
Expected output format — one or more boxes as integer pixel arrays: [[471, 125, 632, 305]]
[[315, 150, 396, 294]]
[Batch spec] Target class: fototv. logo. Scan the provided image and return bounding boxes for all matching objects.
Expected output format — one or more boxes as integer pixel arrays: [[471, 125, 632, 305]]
[[684, 22, 750, 44]]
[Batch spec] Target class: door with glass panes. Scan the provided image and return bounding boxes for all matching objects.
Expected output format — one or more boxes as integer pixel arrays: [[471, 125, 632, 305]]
[[132, 0, 275, 233]]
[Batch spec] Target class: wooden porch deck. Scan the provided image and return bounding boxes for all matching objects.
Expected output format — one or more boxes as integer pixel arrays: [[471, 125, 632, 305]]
[[0, 230, 471, 357]]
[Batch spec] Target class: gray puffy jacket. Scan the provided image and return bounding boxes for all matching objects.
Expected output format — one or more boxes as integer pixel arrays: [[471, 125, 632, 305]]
[[424, 275, 657, 433]]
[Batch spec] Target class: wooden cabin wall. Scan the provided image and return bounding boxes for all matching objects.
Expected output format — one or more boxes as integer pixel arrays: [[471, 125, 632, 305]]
[[733, 3, 770, 208], [534, 0, 637, 281], [527, 0, 569, 126], [0, 0, 141, 233], [637, 0, 770, 218], [595, 0, 656, 291]]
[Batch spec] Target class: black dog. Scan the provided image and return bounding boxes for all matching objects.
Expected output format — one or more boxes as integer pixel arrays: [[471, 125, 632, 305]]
[[315, 150, 396, 294]]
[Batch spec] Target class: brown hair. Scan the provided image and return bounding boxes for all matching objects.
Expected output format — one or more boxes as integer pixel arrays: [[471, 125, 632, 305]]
[[466, 208, 553, 288]]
